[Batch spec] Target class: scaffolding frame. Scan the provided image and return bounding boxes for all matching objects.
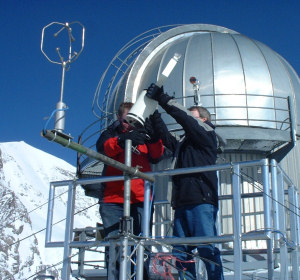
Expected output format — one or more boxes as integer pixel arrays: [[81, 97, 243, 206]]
[[45, 157, 300, 279]]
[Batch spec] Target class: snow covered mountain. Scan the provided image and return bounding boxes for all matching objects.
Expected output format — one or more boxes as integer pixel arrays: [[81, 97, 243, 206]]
[[0, 141, 100, 279]]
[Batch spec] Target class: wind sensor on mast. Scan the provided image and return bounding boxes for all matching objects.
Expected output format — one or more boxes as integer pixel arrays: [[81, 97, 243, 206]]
[[41, 21, 85, 140]]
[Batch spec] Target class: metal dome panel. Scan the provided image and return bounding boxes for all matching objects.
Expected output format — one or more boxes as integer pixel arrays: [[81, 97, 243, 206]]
[[87, 24, 299, 157], [114, 24, 299, 153]]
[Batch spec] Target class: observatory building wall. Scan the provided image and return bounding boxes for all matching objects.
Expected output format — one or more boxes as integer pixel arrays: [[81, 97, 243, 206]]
[[83, 24, 300, 248]]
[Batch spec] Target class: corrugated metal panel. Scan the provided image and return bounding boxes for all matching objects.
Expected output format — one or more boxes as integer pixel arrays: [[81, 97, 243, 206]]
[[280, 141, 300, 187]]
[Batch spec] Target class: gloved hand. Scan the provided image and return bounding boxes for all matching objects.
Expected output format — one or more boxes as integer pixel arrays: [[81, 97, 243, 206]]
[[146, 83, 172, 105], [117, 129, 147, 148], [150, 110, 163, 128], [146, 83, 164, 101], [144, 118, 159, 143]]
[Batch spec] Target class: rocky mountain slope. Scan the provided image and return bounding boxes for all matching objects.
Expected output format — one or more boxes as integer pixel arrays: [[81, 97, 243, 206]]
[[0, 141, 100, 279]]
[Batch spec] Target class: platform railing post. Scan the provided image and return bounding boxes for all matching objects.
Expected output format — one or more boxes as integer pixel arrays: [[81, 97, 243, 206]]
[[119, 140, 132, 280], [270, 160, 279, 267], [295, 188, 300, 246], [288, 185, 299, 280], [45, 183, 55, 245], [261, 158, 274, 280], [271, 161, 288, 279], [108, 240, 118, 279], [136, 180, 151, 279], [61, 182, 76, 280], [78, 231, 87, 276], [232, 163, 242, 280]]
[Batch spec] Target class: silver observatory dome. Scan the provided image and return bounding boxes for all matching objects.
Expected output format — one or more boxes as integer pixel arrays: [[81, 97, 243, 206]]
[[98, 24, 299, 157]]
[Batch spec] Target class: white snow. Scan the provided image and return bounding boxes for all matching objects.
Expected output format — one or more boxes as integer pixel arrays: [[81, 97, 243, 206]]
[[0, 141, 100, 279]]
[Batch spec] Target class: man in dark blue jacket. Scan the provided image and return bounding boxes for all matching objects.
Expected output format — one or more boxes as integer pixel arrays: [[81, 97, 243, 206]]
[[146, 83, 224, 280]]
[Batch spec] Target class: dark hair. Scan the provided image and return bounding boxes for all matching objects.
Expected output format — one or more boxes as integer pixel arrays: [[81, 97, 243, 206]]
[[117, 102, 134, 117], [188, 106, 211, 122]]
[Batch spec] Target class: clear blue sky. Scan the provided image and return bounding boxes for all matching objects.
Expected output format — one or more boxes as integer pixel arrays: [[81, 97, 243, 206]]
[[1, 0, 299, 165]]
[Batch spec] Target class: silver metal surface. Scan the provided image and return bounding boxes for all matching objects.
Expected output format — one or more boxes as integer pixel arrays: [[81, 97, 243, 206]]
[[122, 25, 299, 135], [232, 164, 242, 280], [123, 139, 132, 217], [62, 183, 76, 280], [261, 159, 274, 279], [89, 24, 299, 156], [119, 139, 132, 280], [44, 158, 300, 279], [288, 186, 300, 280], [45, 183, 55, 246], [41, 21, 85, 133], [71, 24, 300, 279]]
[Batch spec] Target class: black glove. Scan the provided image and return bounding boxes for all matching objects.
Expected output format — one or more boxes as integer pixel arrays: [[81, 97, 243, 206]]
[[146, 83, 164, 101], [144, 118, 159, 143], [150, 110, 163, 128], [117, 129, 147, 148], [146, 83, 172, 105]]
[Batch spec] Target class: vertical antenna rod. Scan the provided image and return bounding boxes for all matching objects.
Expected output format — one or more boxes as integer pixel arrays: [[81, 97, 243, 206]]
[[41, 21, 85, 133]]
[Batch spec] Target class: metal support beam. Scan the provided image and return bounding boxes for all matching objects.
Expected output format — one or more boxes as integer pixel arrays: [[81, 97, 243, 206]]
[[136, 180, 151, 279], [288, 186, 299, 280], [271, 162, 288, 279], [261, 158, 274, 280], [61, 183, 76, 280], [232, 164, 242, 280], [45, 183, 55, 246], [108, 240, 118, 279], [119, 140, 132, 280]]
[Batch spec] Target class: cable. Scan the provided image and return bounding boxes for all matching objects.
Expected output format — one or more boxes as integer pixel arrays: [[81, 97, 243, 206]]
[[232, 169, 299, 249], [8, 201, 99, 247], [25, 252, 79, 280], [246, 228, 296, 249], [43, 107, 69, 134], [128, 233, 265, 280], [1, 188, 70, 229], [239, 170, 300, 219], [149, 182, 155, 226]]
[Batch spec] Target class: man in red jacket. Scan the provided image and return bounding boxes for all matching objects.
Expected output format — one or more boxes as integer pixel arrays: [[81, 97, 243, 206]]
[[96, 102, 164, 279]]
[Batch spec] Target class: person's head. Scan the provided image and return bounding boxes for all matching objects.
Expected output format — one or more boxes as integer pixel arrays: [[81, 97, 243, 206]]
[[117, 102, 134, 131], [188, 106, 211, 123], [117, 102, 133, 119]]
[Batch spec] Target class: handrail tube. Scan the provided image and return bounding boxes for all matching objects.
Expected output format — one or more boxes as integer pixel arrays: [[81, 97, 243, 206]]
[[288, 186, 300, 280], [295, 190, 300, 246], [119, 140, 132, 280], [46, 241, 65, 248], [275, 163, 297, 187], [232, 164, 242, 280], [61, 183, 76, 280], [48, 159, 266, 187], [47, 159, 268, 247], [45, 157, 298, 279], [270, 160, 280, 241], [45, 183, 55, 245], [69, 232, 271, 248], [277, 169, 289, 279], [136, 180, 151, 279], [262, 158, 274, 279], [270, 159, 288, 279]]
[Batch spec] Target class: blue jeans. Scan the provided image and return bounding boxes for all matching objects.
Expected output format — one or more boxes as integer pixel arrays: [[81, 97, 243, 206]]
[[99, 202, 151, 279], [100, 202, 145, 237], [173, 204, 224, 280]]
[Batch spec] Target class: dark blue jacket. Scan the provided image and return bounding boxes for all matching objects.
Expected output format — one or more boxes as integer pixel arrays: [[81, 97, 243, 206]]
[[154, 98, 218, 209]]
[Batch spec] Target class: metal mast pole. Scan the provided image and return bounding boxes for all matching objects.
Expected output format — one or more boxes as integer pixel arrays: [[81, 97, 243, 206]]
[[119, 140, 133, 280], [41, 21, 85, 134]]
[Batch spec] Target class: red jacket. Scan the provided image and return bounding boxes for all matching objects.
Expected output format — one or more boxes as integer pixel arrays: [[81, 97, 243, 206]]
[[96, 121, 164, 203]]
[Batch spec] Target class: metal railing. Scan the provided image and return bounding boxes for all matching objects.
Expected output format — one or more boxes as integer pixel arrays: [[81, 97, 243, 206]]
[[45, 157, 300, 279], [76, 93, 293, 173]]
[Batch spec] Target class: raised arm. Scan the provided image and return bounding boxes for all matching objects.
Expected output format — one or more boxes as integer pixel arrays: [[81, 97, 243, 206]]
[[146, 84, 217, 150]]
